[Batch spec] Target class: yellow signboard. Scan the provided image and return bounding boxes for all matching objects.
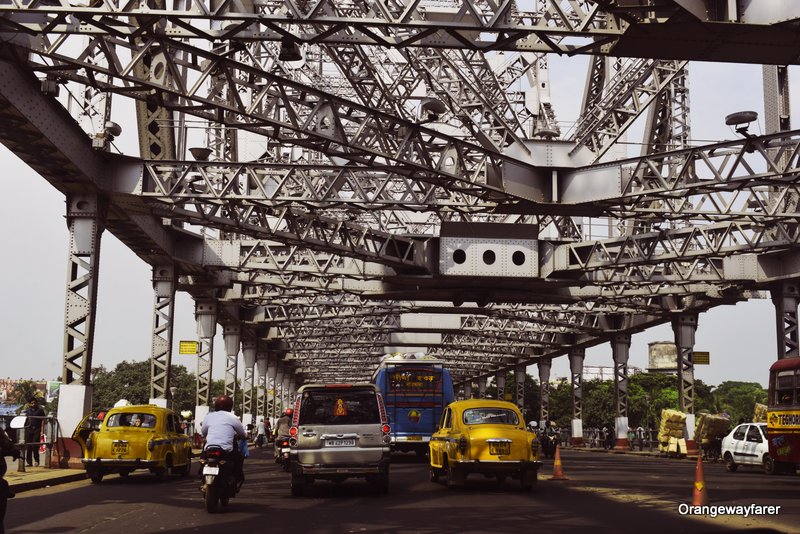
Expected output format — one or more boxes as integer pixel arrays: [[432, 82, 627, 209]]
[[768, 410, 800, 430], [693, 351, 710, 365], [179, 341, 199, 355]]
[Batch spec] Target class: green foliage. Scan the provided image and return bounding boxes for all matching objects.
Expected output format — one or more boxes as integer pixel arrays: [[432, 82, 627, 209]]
[[712, 381, 767, 424]]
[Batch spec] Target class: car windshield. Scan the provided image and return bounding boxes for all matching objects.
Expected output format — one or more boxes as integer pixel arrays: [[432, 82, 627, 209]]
[[105, 412, 157, 429], [298, 389, 380, 425], [462, 408, 519, 426]]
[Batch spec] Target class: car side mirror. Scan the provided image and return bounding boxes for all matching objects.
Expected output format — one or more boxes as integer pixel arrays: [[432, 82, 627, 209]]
[[9, 416, 26, 429]]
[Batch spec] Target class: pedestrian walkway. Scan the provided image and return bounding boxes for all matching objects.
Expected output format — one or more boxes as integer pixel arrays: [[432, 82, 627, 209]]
[[4, 457, 86, 493]]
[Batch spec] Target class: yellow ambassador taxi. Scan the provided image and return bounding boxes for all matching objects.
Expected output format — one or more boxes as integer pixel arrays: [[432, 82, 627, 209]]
[[429, 399, 540, 490], [73, 404, 192, 483]]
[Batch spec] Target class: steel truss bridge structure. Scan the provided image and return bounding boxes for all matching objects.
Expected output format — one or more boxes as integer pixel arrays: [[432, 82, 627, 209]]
[[2, 0, 800, 439]]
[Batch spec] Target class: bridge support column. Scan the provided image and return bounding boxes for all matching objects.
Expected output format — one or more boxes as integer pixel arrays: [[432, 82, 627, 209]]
[[194, 299, 217, 423], [282, 372, 292, 413], [463, 381, 472, 399], [771, 282, 800, 360], [241, 340, 257, 424], [515, 364, 526, 412], [275, 363, 285, 414], [149, 265, 175, 407], [267, 356, 279, 421], [57, 194, 106, 443], [538, 358, 551, 427], [569, 347, 585, 446], [223, 322, 241, 402], [477, 376, 487, 399], [256, 350, 269, 428], [672, 313, 698, 454], [495, 371, 506, 401], [612, 333, 631, 450]]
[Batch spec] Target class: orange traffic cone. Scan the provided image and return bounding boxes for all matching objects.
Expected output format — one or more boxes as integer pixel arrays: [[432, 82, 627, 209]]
[[692, 455, 708, 505], [548, 445, 569, 480]]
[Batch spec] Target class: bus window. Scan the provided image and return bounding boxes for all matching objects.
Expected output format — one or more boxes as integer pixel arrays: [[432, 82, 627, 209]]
[[776, 371, 795, 405]]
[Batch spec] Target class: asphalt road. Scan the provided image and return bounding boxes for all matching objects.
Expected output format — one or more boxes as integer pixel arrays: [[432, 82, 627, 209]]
[[4, 448, 798, 533]]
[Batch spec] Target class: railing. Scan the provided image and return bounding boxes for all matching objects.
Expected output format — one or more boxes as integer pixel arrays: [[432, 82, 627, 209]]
[[0, 414, 58, 472]]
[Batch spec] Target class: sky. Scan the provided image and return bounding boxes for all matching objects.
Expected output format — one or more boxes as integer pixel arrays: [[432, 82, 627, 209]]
[[0, 56, 797, 389]]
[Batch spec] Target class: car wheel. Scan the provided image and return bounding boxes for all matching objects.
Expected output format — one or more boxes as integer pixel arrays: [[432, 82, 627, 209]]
[[174, 459, 191, 477], [290, 471, 305, 496], [520, 470, 537, 492], [429, 468, 440, 483], [88, 469, 103, 484], [445, 458, 464, 488], [153, 467, 167, 482], [205, 485, 219, 513], [724, 453, 738, 473], [763, 455, 776, 475]]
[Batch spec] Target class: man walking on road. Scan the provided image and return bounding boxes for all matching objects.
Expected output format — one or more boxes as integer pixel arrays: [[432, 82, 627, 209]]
[[24, 398, 45, 467]]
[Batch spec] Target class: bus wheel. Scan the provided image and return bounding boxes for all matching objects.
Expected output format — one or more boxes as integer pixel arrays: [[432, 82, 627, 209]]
[[724, 453, 737, 473], [763, 456, 777, 475]]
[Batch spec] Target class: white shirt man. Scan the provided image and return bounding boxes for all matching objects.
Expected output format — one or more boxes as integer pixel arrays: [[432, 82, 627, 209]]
[[200, 410, 246, 451]]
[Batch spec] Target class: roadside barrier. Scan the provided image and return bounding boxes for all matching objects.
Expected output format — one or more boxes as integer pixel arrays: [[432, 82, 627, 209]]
[[692, 455, 708, 505], [548, 445, 569, 480]]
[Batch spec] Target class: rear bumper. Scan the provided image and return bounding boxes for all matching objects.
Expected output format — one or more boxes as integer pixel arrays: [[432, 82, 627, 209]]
[[451, 459, 541, 475], [82, 458, 160, 469], [293, 456, 391, 477]]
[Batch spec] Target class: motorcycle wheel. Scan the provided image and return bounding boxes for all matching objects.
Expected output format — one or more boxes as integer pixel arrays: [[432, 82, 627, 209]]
[[205, 484, 218, 513]]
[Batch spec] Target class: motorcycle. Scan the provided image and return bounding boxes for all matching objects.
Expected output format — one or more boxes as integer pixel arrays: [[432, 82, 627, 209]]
[[255, 433, 267, 449], [199, 444, 240, 513], [274, 436, 292, 472]]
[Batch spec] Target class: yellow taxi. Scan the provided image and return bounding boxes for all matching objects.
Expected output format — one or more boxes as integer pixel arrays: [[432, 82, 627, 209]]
[[73, 404, 192, 483], [429, 399, 540, 490]]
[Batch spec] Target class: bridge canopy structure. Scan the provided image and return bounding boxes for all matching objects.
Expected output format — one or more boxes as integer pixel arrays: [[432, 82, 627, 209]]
[[1, 0, 800, 428]]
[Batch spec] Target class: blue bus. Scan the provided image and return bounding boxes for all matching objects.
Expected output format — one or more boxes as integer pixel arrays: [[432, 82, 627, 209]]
[[372, 355, 455, 456]]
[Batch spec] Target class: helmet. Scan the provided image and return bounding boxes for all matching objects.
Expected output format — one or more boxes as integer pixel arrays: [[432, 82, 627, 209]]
[[213, 395, 234, 412], [284, 408, 294, 417]]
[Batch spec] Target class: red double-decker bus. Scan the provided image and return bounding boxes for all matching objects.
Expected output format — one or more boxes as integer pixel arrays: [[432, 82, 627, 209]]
[[767, 358, 800, 473]]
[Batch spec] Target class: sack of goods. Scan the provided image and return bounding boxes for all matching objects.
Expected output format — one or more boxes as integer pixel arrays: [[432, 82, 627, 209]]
[[753, 403, 768, 423], [695, 413, 731, 442], [658, 409, 687, 450]]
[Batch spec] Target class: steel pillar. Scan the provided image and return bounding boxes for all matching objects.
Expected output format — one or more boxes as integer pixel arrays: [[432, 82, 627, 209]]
[[538, 358, 551, 426], [672, 313, 698, 453], [62, 194, 106, 386], [612, 333, 631, 450], [515, 364, 526, 411], [477, 376, 487, 399], [495, 371, 506, 401], [771, 283, 800, 360], [223, 323, 241, 400], [463, 382, 473, 400], [241, 340, 256, 424], [149, 265, 175, 406], [194, 299, 217, 418], [569, 347, 585, 446], [256, 350, 268, 426], [267, 356, 278, 421]]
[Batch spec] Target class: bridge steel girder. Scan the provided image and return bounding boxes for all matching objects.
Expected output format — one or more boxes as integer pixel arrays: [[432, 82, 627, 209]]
[[771, 283, 800, 360], [538, 358, 552, 425], [150, 265, 176, 401], [2, 1, 800, 64], [194, 299, 218, 408], [671, 313, 698, 415]]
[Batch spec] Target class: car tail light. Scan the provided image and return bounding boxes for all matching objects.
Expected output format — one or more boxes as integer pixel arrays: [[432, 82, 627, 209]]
[[86, 435, 93, 451], [458, 436, 468, 455], [382, 424, 391, 434], [531, 439, 540, 457], [289, 426, 298, 437]]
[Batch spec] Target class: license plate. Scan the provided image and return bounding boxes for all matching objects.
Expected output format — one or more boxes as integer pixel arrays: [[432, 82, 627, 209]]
[[489, 443, 510, 455], [203, 466, 219, 475], [112, 442, 128, 454], [325, 439, 355, 447], [406, 436, 422, 441]]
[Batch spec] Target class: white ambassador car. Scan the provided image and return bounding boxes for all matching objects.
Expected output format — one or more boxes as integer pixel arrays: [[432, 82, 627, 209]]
[[721, 423, 774, 474]]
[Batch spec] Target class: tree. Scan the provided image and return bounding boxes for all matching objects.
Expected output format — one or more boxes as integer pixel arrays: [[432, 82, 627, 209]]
[[712, 381, 767, 424]]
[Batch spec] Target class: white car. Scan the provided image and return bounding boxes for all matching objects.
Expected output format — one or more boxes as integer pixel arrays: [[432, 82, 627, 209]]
[[721, 423, 774, 474]]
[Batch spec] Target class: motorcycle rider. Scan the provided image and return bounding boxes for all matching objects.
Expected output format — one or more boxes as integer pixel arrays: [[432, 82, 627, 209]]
[[201, 395, 247, 487], [273, 408, 293, 462]]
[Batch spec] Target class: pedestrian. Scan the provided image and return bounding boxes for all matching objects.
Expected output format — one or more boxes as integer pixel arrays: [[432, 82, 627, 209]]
[[24, 398, 45, 467], [600, 426, 608, 449], [1, 426, 19, 534], [636, 425, 645, 450], [606, 425, 615, 449], [255, 418, 267, 448]]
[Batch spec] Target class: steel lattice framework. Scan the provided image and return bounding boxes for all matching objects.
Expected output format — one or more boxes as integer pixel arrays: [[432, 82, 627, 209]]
[[1, 0, 800, 390]]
